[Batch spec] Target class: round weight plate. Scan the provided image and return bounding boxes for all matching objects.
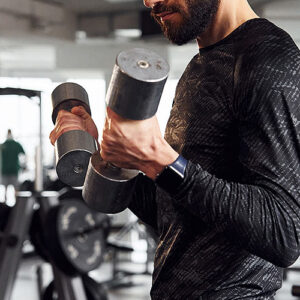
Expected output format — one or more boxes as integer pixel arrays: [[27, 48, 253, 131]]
[[30, 210, 50, 262], [51, 82, 91, 124], [106, 48, 169, 120], [91, 152, 139, 182], [116, 48, 169, 82], [83, 153, 137, 214], [83, 275, 108, 300], [55, 130, 97, 187], [45, 199, 106, 276], [42, 281, 57, 300], [56, 150, 94, 187], [292, 285, 300, 296], [43, 279, 108, 300]]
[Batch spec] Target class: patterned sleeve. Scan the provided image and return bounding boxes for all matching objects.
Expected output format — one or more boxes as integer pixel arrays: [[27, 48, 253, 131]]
[[166, 37, 300, 267], [127, 174, 159, 233]]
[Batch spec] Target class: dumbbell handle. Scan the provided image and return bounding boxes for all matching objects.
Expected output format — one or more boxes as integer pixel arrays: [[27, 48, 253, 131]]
[[52, 100, 91, 125]]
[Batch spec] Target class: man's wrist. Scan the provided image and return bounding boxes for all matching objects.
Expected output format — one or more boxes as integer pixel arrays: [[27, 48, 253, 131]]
[[155, 155, 188, 193], [141, 139, 179, 180]]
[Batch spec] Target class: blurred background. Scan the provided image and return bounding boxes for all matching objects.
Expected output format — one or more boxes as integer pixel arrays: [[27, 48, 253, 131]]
[[0, 0, 298, 192], [0, 0, 298, 299]]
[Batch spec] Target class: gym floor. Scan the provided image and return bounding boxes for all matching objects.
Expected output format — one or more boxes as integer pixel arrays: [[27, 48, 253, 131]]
[[10, 254, 300, 300]]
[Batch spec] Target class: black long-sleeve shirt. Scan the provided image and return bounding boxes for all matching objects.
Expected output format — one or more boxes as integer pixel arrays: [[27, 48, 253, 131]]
[[127, 18, 300, 299]]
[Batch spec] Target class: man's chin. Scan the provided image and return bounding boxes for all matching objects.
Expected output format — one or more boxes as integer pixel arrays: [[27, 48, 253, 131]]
[[164, 30, 195, 45], [169, 38, 191, 46]]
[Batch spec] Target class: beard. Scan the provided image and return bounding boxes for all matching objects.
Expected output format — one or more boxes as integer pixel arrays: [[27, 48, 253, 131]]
[[151, 0, 220, 45]]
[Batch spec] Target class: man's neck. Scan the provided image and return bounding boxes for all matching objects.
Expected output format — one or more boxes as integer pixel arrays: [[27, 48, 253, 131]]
[[197, 0, 259, 49]]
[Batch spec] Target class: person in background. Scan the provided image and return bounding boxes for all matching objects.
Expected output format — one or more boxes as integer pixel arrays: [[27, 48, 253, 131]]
[[0, 129, 26, 203]]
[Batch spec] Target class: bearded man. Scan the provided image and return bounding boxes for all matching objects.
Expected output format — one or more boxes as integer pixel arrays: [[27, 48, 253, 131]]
[[50, 0, 300, 299]]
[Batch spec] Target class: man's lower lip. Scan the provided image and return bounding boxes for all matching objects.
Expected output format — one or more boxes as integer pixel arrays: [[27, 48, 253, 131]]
[[161, 12, 175, 21]]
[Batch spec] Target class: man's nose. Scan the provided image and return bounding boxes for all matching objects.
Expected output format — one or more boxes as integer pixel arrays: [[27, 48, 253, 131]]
[[143, 0, 164, 8]]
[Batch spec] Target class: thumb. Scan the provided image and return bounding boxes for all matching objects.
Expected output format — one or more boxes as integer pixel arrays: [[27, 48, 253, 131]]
[[71, 106, 90, 120]]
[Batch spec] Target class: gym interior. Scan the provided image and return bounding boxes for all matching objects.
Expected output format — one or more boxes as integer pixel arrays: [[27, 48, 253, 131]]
[[0, 0, 299, 299]]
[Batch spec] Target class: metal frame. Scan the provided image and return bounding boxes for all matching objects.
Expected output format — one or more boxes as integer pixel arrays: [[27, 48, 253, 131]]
[[0, 87, 43, 191], [0, 87, 88, 300]]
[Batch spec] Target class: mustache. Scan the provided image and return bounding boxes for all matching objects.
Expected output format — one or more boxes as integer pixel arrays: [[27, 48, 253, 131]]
[[151, 3, 181, 18]]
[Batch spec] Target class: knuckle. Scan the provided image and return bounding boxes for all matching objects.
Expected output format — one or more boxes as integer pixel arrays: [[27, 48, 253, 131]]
[[57, 110, 67, 118]]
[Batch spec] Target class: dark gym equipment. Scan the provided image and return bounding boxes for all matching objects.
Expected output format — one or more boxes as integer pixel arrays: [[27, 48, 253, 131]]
[[107, 218, 157, 287], [292, 285, 300, 297], [83, 48, 169, 214], [44, 199, 107, 276], [42, 275, 108, 300], [51, 82, 97, 187], [0, 203, 11, 232], [0, 192, 35, 300], [0, 190, 109, 300], [0, 87, 108, 300], [0, 87, 43, 300], [83, 152, 138, 214], [82, 275, 108, 300], [284, 266, 300, 297]]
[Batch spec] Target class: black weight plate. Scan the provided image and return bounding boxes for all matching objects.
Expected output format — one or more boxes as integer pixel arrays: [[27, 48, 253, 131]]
[[45, 199, 106, 275], [292, 285, 300, 296], [29, 210, 50, 262], [43, 278, 107, 300], [58, 200, 105, 273], [83, 275, 108, 300], [0, 203, 11, 231], [42, 281, 58, 300], [45, 205, 77, 276]]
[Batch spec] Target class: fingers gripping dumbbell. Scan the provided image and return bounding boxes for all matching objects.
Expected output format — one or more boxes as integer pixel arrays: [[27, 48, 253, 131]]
[[83, 48, 169, 214], [51, 83, 97, 187]]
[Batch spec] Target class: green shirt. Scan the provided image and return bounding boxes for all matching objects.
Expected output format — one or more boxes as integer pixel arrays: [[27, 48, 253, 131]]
[[1, 139, 25, 176]]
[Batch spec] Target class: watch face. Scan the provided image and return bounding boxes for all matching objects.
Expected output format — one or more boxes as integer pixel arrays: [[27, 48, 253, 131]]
[[155, 164, 184, 193]]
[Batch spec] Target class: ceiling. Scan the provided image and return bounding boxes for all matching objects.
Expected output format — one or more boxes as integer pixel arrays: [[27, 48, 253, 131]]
[[42, 0, 282, 14], [55, 0, 144, 13], [0, 0, 298, 80]]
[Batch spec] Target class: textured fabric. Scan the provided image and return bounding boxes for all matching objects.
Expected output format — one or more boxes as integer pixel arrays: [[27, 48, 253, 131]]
[[1, 139, 25, 175], [128, 18, 300, 299]]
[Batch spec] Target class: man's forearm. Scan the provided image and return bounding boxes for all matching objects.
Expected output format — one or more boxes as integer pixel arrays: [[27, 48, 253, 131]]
[[160, 161, 300, 268]]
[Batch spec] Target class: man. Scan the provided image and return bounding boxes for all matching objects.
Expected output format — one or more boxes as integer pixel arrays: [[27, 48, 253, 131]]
[[1, 129, 26, 203], [50, 0, 300, 298]]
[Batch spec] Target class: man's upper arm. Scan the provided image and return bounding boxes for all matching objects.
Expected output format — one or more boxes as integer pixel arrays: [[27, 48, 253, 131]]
[[234, 38, 300, 201], [163, 37, 300, 267]]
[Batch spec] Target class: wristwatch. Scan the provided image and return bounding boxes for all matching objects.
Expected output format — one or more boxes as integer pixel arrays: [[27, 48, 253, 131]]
[[155, 155, 187, 193]]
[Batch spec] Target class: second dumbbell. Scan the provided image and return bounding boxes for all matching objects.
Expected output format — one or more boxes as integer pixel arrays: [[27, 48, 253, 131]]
[[51, 82, 97, 187]]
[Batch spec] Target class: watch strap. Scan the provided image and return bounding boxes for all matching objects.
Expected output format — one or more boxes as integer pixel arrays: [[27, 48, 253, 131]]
[[155, 155, 187, 193]]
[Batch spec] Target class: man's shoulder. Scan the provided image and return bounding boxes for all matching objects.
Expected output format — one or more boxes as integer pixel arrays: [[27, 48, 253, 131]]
[[240, 20, 297, 57], [235, 20, 300, 82]]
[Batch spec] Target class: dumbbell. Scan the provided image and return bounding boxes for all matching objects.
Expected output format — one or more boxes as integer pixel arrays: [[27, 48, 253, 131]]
[[83, 48, 169, 213], [51, 82, 97, 187]]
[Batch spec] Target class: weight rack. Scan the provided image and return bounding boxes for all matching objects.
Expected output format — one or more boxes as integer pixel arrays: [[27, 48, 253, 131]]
[[0, 87, 92, 300], [0, 191, 90, 300]]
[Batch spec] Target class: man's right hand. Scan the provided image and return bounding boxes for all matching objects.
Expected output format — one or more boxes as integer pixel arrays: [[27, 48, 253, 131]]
[[49, 105, 99, 146]]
